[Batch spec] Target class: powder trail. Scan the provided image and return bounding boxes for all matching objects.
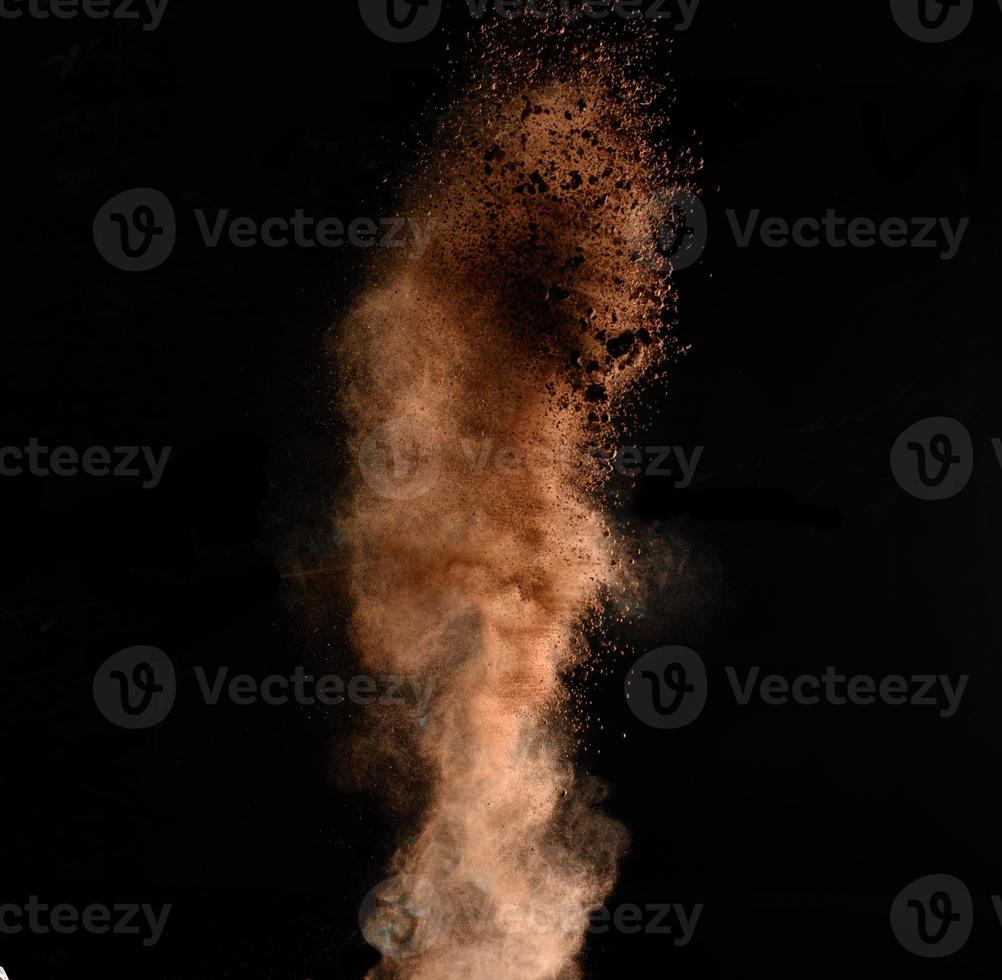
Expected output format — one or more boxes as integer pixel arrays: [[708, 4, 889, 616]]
[[336, 27, 692, 979]]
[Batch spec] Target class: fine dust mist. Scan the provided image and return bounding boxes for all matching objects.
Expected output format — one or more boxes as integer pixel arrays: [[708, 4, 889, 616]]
[[333, 24, 694, 980]]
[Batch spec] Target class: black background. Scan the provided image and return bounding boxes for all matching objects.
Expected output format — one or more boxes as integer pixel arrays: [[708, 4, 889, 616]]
[[2, 0, 1001, 976]]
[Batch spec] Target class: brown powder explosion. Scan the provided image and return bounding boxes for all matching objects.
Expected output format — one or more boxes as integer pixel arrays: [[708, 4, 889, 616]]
[[332, 22, 695, 980]]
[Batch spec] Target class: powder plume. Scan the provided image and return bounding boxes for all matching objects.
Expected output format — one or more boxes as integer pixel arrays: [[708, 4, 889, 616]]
[[334, 23, 694, 979]]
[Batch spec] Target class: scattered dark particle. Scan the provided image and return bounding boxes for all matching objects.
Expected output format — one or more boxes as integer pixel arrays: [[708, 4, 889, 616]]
[[586, 360, 600, 373], [585, 384, 608, 403], [568, 171, 583, 189], [569, 350, 583, 367], [549, 285, 571, 302], [484, 145, 506, 162], [606, 332, 635, 358], [530, 171, 549, 192], [637, 328, 653, 346]]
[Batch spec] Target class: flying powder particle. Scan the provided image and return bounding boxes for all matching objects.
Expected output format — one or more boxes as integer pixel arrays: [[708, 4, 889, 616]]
[[334, 22, 696, 980]]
